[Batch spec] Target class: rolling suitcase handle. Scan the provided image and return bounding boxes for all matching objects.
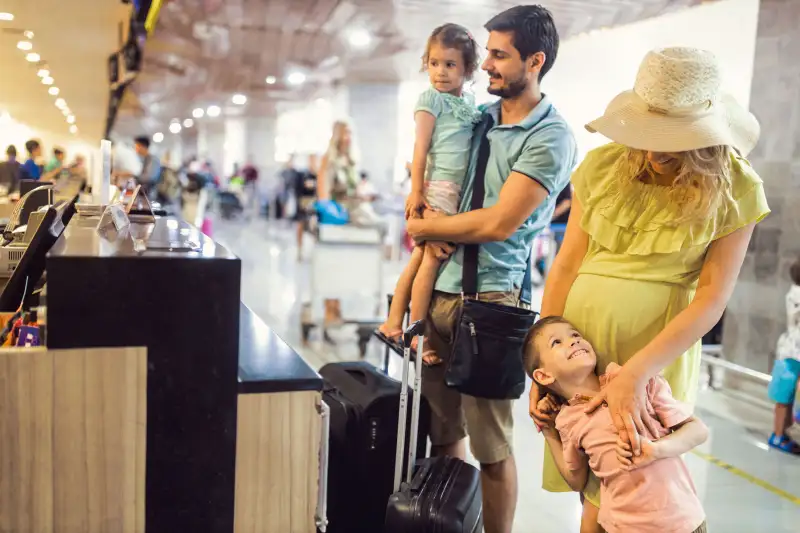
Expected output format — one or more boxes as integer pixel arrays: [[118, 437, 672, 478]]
[[393, 319, 426, 493], [315, 399, 331, 532]]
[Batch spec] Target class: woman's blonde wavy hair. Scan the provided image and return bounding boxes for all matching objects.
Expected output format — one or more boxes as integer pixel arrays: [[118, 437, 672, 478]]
[[617, 145, 735, 226]]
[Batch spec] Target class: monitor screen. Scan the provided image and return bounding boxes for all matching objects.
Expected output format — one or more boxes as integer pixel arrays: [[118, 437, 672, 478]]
[[0, 205, 61, 311]]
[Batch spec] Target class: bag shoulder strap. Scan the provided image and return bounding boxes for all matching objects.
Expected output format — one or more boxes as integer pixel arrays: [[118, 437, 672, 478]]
[[462, 114, 494, 296]]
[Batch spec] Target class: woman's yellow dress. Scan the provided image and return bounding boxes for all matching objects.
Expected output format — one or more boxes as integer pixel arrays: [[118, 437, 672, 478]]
[[542, 143, 771, 505]]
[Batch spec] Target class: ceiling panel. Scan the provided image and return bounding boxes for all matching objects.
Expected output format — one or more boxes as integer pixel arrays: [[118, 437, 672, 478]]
[[0, 0, 130, 141], [123, 0, 707, 135]]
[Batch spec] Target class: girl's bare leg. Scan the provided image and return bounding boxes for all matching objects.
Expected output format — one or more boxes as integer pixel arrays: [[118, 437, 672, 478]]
[[379, 245, 425, 339], [410, 242, 445, 365]]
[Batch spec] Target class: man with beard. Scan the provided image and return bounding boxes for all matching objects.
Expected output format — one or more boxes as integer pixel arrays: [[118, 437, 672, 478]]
[[405, 5, 577, 532]]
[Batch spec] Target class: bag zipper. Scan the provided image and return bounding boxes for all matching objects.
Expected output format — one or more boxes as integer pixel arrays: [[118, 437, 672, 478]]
[[469, 322, 479, 355]]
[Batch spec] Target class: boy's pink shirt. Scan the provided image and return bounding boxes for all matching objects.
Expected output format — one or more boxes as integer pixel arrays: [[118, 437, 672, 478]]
[[555, 363, 705, 533]]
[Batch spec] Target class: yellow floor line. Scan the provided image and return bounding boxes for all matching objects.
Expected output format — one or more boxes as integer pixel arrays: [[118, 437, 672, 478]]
[[691, 450, 800, 506]]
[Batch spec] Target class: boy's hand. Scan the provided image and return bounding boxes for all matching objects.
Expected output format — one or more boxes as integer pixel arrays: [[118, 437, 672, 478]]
[[615, 432, 660, 471], [422, 208, 443, 220], [405, 190, 429, 220], [536, 394, 561, 430]]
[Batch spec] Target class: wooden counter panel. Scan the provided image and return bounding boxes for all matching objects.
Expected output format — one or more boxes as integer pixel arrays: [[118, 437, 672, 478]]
[[0, 347, 146, 533], [234, 391, 320, 533]]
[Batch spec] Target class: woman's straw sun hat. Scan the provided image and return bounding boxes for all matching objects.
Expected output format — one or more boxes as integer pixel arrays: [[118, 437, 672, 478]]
[[586, 47, 760, 156]]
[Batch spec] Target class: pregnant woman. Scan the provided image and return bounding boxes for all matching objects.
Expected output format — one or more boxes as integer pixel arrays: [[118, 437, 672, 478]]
[[531, 47, 771, 531]]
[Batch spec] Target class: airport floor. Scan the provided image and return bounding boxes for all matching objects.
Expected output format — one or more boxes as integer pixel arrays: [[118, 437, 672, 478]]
[[214, 215, 800, 533]]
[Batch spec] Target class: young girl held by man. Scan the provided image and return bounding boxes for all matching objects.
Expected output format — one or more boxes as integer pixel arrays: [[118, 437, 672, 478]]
[[375, 23, 482, 363]]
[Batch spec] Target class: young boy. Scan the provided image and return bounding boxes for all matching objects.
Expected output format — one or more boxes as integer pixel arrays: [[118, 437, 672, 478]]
[[527, 316, 709, 533], [768, 258, 800, 454]]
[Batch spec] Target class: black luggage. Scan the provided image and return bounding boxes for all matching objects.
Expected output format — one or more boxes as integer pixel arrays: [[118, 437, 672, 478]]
[[385, 321, 483, 533], [319, 361, 429, 533]]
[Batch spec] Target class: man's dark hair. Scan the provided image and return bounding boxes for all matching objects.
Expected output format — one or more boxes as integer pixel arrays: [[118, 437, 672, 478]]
[[6, 145, 16, 157], [484, 4, 560, 82], [134, 136, 151, 149], [54, 148, 64, 157], [791, 257, 800, 286], [523, 316, 574, 377], [25, 139, 40, 154]]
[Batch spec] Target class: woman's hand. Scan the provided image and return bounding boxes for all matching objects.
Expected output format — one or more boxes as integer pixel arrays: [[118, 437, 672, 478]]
[[615, 433, 660, 471], [584, 371, 659, 456], [405, 190, 429, 220], [529, 380, 556, 431]]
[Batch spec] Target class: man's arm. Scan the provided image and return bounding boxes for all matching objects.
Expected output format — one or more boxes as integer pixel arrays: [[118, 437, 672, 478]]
[[406, 123, 575, 244], [406, 171, 549, 243]]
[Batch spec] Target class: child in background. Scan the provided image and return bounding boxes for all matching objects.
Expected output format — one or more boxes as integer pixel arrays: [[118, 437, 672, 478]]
[[528, 316, 709, 533], [767, 257, 800, 454], [375, 23, 481, 363]]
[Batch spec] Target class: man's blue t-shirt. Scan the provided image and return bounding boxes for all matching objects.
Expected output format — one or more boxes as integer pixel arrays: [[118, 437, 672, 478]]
[[22, 159, 42, 180], [435, 95, 578, 295]]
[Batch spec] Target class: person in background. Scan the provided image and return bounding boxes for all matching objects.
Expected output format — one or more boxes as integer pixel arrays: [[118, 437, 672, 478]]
[[0, 145, 22, 193], [550, 183, 571, 243], [355, 171, 378, 202], [294, 154, 318, 261], [69, 154, 88, 180], [278, 155, 300, 221], [45, 147, 66, 174], [114, 136, 161, 196], [22, 139, 62, 182], [241, 159, 260, 220], [317, 121, 357, 202], [768, 257, 800, 454]]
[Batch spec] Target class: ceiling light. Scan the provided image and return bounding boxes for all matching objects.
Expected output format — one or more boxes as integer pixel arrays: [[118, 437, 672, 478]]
[[37, 69, 49, 77], [347, 29, 371, 48], [169, 123, 182, 134], [0, 13, 14, 21], [265, 75, 277, 85], [26, 52, 40, 63], [55, 98, 66, 108], [62, 108, 70, 116], [17, 41, 32, 51], [183, 118, 194, 128], [69, 125, 78, 134], [232, 94, 247, 105], [66, 115, 75, 124], [24, 30, 33, 39], [286, 71, 306, 85], [48, 87, 59, 96], [206, 105, 221, 117], [192, 107, 204, 118], [42, 76, 53, 85], [153, 132, 164, 143]]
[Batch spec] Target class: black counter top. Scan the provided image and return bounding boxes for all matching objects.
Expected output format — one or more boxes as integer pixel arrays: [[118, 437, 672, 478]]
[[49, 215, 238, 260], [238, 303, 322, 394]]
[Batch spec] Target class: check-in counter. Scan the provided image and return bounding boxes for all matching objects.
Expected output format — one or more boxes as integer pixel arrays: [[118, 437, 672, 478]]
[[0, 215, 325, 533]]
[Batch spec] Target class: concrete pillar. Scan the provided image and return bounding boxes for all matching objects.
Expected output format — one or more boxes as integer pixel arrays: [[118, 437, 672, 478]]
[[223, 116, 247, 178], [722, 0, 800, 374]]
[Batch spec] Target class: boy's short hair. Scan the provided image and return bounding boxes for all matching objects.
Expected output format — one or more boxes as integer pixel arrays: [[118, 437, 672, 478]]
[[791, 257, 800, 286], [523, 315, 574, 378]]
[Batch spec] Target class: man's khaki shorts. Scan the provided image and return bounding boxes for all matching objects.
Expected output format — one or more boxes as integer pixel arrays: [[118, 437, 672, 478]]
[[422, 291, 523, 465]]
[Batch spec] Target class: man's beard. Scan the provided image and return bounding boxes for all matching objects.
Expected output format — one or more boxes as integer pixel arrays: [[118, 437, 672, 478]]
[[487, 70, 528, 98]]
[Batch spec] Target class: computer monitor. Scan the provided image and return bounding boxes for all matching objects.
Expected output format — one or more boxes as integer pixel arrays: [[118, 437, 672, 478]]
[[17, 181, 53, 227], [0, 205, 63, 311]]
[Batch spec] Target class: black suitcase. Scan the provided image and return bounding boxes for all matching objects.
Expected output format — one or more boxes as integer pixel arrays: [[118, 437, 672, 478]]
[[385, 322, 483, 533], [319, 361, 429, 533]]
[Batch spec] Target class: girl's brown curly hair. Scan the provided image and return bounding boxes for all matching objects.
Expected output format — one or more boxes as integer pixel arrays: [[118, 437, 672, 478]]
[[421, 23, 480, 80]]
